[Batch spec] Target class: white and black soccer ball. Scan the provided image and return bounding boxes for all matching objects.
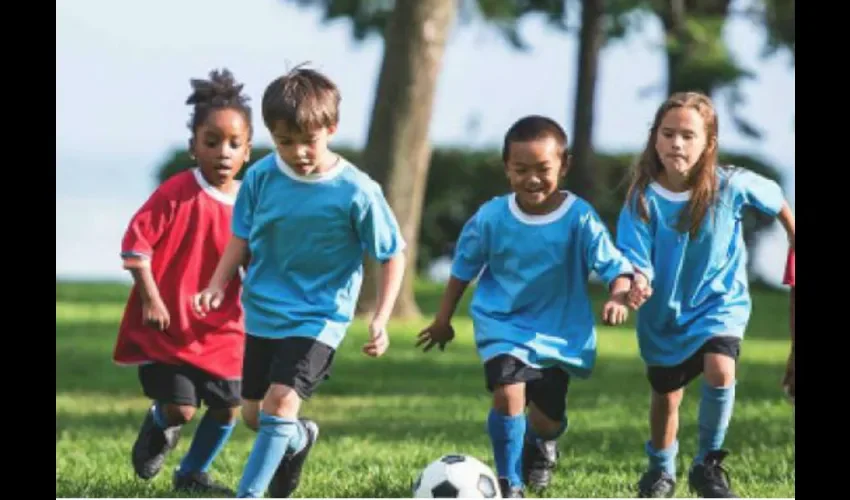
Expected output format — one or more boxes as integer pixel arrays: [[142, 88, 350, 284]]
[[412, 453, 501, 498]]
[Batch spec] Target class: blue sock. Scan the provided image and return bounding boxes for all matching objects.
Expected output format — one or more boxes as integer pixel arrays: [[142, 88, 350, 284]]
[[236, 412, 306, 498], [176, 410, 236, 476], [151, 402, 169, 429], [695, 381, 735, 464], [487, 409, 526, 488], [646, 440, 678, 477], [527, 417, 568, 442]]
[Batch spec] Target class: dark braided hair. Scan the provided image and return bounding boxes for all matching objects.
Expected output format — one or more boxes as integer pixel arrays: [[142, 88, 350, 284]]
[[186, 68, 253, 139]]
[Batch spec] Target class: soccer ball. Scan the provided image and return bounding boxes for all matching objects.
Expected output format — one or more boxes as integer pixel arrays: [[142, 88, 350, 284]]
[[412, 453, 501, 498]]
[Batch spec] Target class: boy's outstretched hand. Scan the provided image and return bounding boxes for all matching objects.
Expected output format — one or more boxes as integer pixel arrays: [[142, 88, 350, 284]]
[[602, 293, 628, 326], [416, 320, 455, 352]]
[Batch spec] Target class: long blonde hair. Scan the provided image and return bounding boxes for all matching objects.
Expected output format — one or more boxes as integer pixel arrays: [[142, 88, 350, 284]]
[[625, 92, 720, 237]]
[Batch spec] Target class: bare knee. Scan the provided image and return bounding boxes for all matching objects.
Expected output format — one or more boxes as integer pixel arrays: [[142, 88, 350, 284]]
[[704, 353, 736, 387], [162, 403, 197, 425], [492, 383, 525, 416], [651, 388, 684, 413], [261, 384, 302, 418]]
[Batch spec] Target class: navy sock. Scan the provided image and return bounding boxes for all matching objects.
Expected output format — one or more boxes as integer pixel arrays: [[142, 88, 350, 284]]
[[176, 410, 236, 476], [487, 409, 526, 488]]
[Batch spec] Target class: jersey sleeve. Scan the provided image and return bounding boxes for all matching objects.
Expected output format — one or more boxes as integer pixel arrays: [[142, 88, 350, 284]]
[[353, 182, 406, 262], [581, 209, 634, 287], [731, 168, 785, 217], [120, 189, 175, 268], [451, 208, 488, 282], [616, 197, 655, 283], [783, 248, 795, 286], [232, 169, 256, 240]]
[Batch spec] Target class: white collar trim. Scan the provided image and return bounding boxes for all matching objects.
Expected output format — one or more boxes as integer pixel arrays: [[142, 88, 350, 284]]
[[192, 168, 239, 205], [508, 191, 576, 225], [275, 153, 347, 183], [649, 182, 691, 201]]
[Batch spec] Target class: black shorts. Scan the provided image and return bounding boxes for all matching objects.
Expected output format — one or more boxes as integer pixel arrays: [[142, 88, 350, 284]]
[[484, 354, 570, 423], [242, 335, 336, 401], [138, 363, 241, 409], [646, 336, 741, 394]]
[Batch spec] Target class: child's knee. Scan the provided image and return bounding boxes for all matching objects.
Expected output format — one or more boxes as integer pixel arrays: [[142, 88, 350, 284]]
[[651, 388, 684, 412], [492, 383, 525, 416], [163, 403, 197, 425], [527, 402, 566, 437], [209, 406, 240, 425], [261, 384, 302, 417], [703, 353, 736, 387]]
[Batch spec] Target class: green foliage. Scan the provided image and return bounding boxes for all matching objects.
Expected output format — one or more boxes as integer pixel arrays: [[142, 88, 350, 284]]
[[157, 146, 784, 274]]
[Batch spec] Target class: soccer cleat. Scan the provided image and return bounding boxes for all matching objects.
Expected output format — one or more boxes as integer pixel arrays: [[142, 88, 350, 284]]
[[131, 406, 181, 480], [268, 419, 319, 497], [497, 477, 525, 498], [637, 469, 677, 498], [173, 470, 235, 496], [688, 450, 738, 498], [521, 436, 558, 489]]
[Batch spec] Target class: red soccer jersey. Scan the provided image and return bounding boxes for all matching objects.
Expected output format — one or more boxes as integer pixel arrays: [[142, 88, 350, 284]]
[[783, 248, 795, 287], [113, 168, 244, 379]]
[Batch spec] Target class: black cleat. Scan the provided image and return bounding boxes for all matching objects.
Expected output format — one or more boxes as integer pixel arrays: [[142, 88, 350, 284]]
[[268, 419, 319, 497], [688, 450, 738, 498], [131, 406, 181, 480], [498, 477, 525, 498], [521, 436, 558, 489], [637, 469, 677, 498], [173, 470, 235, 496]]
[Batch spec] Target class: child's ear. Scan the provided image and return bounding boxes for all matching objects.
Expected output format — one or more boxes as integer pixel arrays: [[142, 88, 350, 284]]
[[188, 139, 196, 160], [561, 153, 572, 177]]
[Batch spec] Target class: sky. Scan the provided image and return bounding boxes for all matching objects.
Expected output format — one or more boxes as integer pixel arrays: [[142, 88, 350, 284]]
[[56, 0, 795, 284]]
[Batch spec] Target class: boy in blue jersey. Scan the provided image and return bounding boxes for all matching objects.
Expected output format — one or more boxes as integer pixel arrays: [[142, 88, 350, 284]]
[[193, 64, 406, 498], [417, 115, 635, 498], [616, 92, 795, 498]]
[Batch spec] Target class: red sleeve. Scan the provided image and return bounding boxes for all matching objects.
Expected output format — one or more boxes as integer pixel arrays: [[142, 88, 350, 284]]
[[783, 248, 795, 286], [121, 189, 175, 267]]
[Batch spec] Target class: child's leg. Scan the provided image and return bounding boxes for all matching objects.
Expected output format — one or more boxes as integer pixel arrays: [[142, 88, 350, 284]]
[[132, 363, 197, 480], [484, 355, 530, 494], [173, 371, 241, 494], [688, 337, 739, 498], [523, 367, 570, 489], [237, 336, 332, 498]]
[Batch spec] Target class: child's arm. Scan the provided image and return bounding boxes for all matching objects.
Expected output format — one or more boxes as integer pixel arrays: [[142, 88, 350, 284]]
[[602, 275, 632, 326], [777, 201, 795, 247], [580, 208, 635, 325], [417, 276, 471, 352], [125, 263, 170, 331], [616, 200, 654, 309], [363, 252, 406, 357], [193, 237, 248, 315]]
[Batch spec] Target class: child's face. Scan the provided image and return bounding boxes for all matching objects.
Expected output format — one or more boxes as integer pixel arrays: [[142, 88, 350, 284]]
[[654, 107, 707, 180], [192, 108, 252, 188], [504, 136, 566, 212], [270, 121, 337, 176]]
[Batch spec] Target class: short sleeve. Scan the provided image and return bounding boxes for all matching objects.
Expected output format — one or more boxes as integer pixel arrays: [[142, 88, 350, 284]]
[[581, 209, 634, 287], [232, 170, 256, 240], [731, 168, 785, 217], [451, 209, 488, 282], [616, 197, 655, 283], [353, 182, 406, 262], [121, 189, 175, 267]]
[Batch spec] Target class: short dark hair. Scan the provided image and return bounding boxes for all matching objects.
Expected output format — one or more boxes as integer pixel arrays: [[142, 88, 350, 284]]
[[261, 63, 341, 133], [501, 115, 569, 164], [185, 68, 253, 139]]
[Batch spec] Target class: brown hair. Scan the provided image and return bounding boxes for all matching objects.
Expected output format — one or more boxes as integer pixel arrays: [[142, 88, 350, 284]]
[[261, 63, 340, 133], [625, 91, 719, 237]]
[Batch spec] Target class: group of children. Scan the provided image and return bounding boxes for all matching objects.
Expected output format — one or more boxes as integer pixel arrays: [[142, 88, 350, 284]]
[[112, 65, 795, 498]]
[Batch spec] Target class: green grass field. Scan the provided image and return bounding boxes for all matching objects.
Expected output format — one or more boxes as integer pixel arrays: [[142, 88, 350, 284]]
[[56, 281, 795, 498]]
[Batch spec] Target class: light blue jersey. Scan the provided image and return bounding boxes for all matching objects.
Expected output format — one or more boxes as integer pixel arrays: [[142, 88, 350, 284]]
[[452, 192, 634, 379], [232, 153, 405, 348], [616, 167, 785, 366]]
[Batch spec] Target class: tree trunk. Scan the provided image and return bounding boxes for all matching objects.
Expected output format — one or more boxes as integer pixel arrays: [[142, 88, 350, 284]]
[[355, 0, 459, 319], [569, 0, 606, 202]]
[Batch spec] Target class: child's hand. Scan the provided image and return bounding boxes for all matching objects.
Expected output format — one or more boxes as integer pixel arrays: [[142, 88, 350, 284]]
[[192, 287, 224, 317], [627, 274, 653, 310], [782, 346, 795, 404], [363, 318, 390, 358], [143, 297, 170, 331], [602, 294, 628, 326], [416, 320, 455, 352]]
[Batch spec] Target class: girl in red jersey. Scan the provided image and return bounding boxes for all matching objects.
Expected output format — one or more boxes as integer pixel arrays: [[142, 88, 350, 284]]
[[113, 68, 252, 495]]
